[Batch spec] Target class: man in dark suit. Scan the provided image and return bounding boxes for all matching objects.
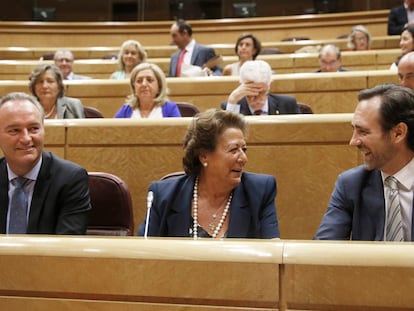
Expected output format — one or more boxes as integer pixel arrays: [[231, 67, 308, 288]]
[[315, 84, 414, 241], [221, 60, 300, 115], [315, 44, 348, 73], [0, 92, 90, 234], [388, 0, 414, 35], [168, 20, 222, 77]]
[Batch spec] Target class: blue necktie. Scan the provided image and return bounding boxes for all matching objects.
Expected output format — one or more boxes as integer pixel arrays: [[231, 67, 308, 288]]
[[9, 177, 29, 234]]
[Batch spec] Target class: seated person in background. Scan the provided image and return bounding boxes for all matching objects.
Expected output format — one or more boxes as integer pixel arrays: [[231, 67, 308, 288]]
[[347, 25, 371, 51], [29, 64, 85, 119], [54, 49, 92, 80], [110, 39, 147, 79], [138, 109, 280, 239], [169, 19, 222, 77], [314, 84, 414, 241], [398, 51, 414, 89], [390, 25, 414, 71], [388, 0, 414, 35], [315, 44, 348, 72], [223, 33, 261, 76], [221, 60, 300, 115], [114, 62, 181, 118], [0, 92, 91, 234]]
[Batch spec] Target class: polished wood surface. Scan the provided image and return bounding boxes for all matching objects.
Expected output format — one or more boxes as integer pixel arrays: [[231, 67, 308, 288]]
[[0, 36, 400, 60], [0, 10, 389, 47], [1, 236, 414, 310], [0, 49, 400, 80], [0, 70, 398, 117]]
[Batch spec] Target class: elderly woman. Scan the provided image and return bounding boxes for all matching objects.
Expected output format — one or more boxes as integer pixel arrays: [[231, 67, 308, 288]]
[[110, 39, 147, 79], [223, 33, 262, 76], [114, 62, 181, 118], [29, 64, 84, 119], [138, 109, 280, 239], [347, 25, 371, 51]]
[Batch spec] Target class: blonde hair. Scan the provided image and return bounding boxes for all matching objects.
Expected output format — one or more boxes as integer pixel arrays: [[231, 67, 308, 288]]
[[126, 62, 169, 109], [117, 40, 147, 71], [347, 25, 371, 50]]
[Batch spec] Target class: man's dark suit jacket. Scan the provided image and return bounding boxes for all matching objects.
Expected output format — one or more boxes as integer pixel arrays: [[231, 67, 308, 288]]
[[314, 165, 414, 241], [137, 172, 280, 238], [388, 4, 408, 35], [220, 93, 300, 115], [0, 151, 91, 234], [169, 43, 222, 77]]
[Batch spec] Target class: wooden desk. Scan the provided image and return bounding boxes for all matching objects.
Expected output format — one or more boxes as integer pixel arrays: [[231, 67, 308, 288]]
[[0, 36, 400, 60], [0, 70, 399, 116], [0, 10, 389, 47], [1, 237, 414, 310]]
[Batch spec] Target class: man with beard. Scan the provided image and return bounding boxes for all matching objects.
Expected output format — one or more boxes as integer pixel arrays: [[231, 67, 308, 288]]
[[315, 84, 414, 241]]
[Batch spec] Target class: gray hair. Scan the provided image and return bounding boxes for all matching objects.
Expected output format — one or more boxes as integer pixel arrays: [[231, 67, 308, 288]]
[[239, 60, 272, 86]]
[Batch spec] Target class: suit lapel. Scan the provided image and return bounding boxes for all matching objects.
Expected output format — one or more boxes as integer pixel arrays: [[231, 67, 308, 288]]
[[0, 161, 9, 233], [167, 176, 194, 236], [27, 152, 52, 232], [170, 52, 179, 77], [227, 183, 250, 237], [267, 95, 280, 115], [191, 44, 200, 65]]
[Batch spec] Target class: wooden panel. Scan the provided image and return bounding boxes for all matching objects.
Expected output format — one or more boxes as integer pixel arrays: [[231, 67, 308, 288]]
[[0, 36, 400, 60], [283, 241, 414, 310], [0, 236, 281, 310], [0, 70, 399, 117], [0, 10, 390, 47]]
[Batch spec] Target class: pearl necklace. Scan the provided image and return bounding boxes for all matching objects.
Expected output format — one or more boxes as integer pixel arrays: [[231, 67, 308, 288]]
[[44, 104, 56, 119], [192, 177, 232, 239]]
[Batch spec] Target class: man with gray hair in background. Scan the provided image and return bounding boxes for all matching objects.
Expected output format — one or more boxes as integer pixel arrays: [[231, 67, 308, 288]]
[[221, 60, 300, 115]]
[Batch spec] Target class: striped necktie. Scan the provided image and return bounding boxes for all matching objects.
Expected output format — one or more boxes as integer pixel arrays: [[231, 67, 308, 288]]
[[9, 177, 29, 234], [385, 176, 404, 241]]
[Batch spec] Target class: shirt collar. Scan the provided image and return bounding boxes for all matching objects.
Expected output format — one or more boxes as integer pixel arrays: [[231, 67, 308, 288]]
[[248, 98, 269, 115], [381, 156, 414, 191], [7, 156, 43, 182]]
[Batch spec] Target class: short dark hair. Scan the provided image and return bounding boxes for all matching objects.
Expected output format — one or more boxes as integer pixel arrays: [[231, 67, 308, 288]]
[[358, 84, 414, 151], [176, 19, 192, 37], [182, 109, 247, 176], [235, 33, 262, 59]]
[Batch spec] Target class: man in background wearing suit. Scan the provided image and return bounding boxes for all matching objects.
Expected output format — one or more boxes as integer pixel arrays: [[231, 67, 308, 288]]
[[54, 49, 92, 80], [168, 20, 222, 77], [388, 0, 414, 35], [315, 44, 348, 73], [0, 92, 91, 234], [315, 84, 414, 241], [221, 60, 300, 115]]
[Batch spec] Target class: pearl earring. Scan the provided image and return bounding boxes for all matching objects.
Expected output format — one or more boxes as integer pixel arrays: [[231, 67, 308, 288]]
[[203, 162, 208, 167]]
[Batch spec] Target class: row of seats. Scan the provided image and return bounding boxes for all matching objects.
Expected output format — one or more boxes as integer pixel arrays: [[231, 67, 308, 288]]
[[0, 35, 400, 60]]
